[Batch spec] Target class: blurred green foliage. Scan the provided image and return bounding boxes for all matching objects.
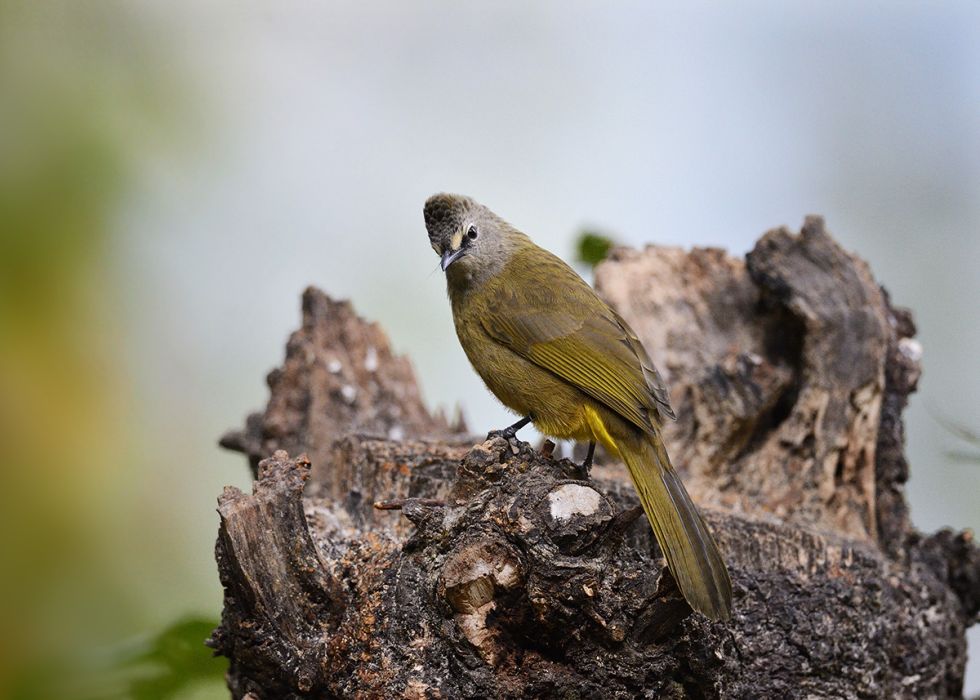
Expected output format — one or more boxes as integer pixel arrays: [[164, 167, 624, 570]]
[[119, 618, 226, 700], [0, 2, 219, 697], [575, 229, 617, 269], [11, 618, 226, 700]]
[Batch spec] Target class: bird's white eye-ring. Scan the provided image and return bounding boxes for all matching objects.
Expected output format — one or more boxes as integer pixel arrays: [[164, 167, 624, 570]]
[[467, 225, 478, 240]]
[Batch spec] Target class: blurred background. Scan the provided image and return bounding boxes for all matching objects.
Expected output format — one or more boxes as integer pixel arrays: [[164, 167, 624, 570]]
[[1, 1, 977, 697]]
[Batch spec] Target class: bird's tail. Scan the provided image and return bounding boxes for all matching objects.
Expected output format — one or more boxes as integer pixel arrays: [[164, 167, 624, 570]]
[[618, 433, 732, 620]]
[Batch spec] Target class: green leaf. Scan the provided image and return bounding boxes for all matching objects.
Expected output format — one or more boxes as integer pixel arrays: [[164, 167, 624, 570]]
[[575, 230, 617, 268], [10, 617, 228, 700]]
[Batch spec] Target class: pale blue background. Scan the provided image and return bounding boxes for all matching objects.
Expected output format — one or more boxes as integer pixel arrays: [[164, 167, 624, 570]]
[[112, 2, 979, 692]]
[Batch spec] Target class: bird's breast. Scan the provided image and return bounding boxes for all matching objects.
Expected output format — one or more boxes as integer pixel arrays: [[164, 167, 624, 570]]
[[451, 307, 598, 444]]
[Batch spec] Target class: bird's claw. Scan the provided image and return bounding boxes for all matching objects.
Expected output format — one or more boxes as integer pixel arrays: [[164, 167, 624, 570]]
[[485, 416, 532, 450], [486, 429, 523, 455], [487, 427, 519, 441]]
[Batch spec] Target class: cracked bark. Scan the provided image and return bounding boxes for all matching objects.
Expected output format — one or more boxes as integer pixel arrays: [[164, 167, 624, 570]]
[[212, 218, 978, 699]]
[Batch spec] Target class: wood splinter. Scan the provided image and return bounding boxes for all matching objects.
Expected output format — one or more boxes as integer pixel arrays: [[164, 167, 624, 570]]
[[373, 497, 448, 511]]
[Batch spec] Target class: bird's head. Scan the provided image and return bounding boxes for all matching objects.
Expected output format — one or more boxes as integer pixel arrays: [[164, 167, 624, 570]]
[[423, 193, 525, 281]]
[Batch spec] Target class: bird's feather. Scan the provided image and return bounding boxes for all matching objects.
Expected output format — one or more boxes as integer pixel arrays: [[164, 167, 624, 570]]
[[480, 248, 675, 429]]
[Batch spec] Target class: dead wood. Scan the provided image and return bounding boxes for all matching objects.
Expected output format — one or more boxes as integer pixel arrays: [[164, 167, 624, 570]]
[[213, 218, 978, 699]]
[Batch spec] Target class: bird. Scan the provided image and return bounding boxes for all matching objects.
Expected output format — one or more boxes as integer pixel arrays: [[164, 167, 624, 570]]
[[423, 192, 732, 620]]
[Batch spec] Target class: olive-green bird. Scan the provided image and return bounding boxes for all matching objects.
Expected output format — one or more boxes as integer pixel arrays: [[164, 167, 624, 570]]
[[424, 193, 732, 620]]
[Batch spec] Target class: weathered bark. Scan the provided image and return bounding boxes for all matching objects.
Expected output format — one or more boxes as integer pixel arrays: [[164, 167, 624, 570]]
[[219, 289, 467, 479], [212, 219, 978, 698]]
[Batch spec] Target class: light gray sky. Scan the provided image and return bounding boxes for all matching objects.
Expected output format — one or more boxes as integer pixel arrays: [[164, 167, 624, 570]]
[[114, 2, 979, 690]]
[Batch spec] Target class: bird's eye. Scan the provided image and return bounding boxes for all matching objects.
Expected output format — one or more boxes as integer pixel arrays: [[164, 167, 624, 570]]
[[467, 226, 478, 240]]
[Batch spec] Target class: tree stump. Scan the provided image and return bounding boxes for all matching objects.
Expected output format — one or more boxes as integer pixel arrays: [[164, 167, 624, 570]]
[[213, 218, 978, 698]]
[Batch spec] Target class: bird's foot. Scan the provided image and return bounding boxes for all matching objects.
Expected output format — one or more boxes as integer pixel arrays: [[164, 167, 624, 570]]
[[486, 415, 531, 442], [487, 426, 518, 441], [486, 416, 532, 455], [573, 441, 596, 480]]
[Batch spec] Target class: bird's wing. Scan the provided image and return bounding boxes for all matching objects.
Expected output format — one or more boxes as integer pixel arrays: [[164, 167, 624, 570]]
[[480, 255, 674, 431], [608, 308, 676, 420]]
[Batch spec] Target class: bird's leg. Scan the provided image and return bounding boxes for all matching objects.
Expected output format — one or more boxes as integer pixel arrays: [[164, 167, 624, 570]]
[[569, 441, 597, 480], [487, 415, 531, 441], [581, 441, 596, 473]]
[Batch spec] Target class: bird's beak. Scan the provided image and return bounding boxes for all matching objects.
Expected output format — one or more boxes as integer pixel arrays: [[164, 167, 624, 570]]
[[440, 248, 465, 271]]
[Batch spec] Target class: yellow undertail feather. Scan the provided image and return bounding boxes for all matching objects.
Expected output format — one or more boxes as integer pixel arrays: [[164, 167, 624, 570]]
[[617, 432, 733, 620]]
